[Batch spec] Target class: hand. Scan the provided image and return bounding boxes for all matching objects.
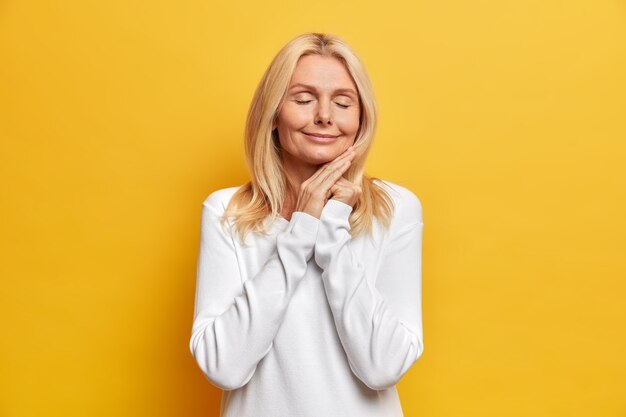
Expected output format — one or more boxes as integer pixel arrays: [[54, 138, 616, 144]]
[[294, 146, 356, 219], [329, 177, 362, 209]]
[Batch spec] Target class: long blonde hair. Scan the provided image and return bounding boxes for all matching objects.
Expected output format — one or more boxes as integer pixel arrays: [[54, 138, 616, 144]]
[[222, 32, 394, 244]]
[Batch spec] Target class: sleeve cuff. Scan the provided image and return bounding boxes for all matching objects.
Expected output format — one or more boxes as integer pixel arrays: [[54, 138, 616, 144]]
[[288, 211, 320, 235], [320, 199, 354, 224]]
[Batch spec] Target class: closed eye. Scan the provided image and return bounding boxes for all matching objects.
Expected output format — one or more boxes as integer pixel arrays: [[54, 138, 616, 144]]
[[295, 100, 350, 109]]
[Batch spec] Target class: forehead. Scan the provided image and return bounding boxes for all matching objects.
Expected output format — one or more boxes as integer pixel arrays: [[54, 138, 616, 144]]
[[289, 54, 357, 90]]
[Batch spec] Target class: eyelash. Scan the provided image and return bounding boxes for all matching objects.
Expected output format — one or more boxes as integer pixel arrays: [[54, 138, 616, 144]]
[[295, 100, 350, 109]]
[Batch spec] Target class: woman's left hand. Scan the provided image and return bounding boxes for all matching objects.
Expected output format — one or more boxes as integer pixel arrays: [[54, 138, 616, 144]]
[[328, 177, 362, 208]]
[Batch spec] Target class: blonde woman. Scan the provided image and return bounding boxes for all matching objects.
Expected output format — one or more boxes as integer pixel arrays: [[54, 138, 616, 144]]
[[189, 32, 424, 417]]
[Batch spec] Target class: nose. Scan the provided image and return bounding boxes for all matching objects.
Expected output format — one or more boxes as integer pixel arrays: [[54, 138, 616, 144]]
[[314, 100, 332, 126]]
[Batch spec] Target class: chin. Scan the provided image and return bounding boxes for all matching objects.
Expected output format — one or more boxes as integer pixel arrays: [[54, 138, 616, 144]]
[[306, 147, 344, 164]]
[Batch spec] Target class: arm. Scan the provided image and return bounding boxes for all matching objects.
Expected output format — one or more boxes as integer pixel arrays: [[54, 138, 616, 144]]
[[314, 196, 424, 391], [189, 194, 319, 390]]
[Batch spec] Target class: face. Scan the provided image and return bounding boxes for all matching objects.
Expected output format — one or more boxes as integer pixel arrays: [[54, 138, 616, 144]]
[[273, 54, 361, 167]]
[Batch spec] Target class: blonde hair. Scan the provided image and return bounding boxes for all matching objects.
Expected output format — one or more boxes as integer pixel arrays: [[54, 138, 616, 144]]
[[222, 32, 394, 244]]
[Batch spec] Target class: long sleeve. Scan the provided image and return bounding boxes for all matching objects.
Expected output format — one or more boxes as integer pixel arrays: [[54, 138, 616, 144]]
[[189, 194, 319, 391], [314, 196, 424, 391]]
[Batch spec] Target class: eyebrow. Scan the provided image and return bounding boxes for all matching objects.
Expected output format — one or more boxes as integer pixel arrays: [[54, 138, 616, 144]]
[[289, 83, 358, 97]]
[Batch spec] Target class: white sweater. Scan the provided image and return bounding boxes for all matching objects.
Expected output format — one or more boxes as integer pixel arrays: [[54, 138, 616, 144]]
[[189, 179, 424, 417]]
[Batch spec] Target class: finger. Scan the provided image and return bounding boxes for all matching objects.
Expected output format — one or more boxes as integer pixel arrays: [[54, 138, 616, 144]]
[[328, 177, 352, 197], [307, 161, 346, 195], [315, 147, 355, 179], [319, 159, 351, 188], [334, 146, 356, 163]]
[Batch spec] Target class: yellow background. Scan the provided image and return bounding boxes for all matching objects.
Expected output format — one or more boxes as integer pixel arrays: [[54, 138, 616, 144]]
[[1, 0, 625, 416]]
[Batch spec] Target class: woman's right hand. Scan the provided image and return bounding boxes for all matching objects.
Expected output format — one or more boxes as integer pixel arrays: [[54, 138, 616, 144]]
[[294, 146, 356, 219]]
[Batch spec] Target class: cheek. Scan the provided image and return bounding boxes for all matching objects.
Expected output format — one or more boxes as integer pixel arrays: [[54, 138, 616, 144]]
[[278, 105, 310, 130], [337, 111, 360, 135]]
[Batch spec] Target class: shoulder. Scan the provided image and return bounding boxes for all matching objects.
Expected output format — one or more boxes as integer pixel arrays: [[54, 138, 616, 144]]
[[202, 185, 243, 215], [373, 178, 423, 227]]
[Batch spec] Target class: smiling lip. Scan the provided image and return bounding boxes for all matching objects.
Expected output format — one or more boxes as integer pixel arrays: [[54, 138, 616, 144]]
[[303, 131, 339, 138]]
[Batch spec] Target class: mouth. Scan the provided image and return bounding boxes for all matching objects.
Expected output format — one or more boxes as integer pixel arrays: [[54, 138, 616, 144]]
[[302, 131, 340, 143], [302, 131, 339, 139]]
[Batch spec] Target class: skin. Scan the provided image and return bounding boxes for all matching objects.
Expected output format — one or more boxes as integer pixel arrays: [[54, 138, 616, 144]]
[[272, 54, 364, 220]]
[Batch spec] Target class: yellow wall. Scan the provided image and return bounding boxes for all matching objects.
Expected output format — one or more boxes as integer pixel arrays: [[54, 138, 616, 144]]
[[1, 1, 624, 416]]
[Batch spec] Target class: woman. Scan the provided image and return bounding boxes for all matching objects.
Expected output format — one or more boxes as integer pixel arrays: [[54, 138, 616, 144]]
[[189, 32, 424, 417]]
